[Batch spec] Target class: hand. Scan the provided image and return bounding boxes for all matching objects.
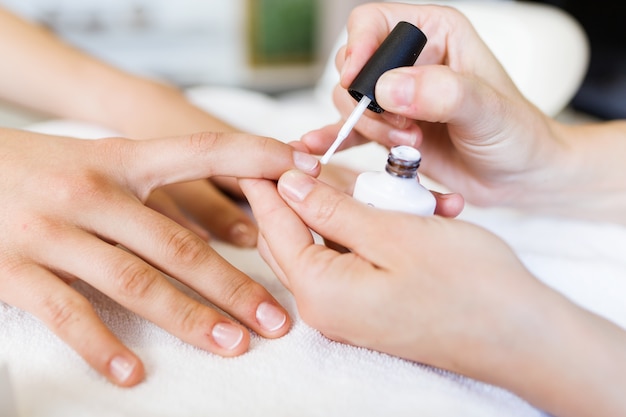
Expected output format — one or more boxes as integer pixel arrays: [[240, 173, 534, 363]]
[[0, 128, 320, 386], [242, 169, 626, 417], [301, 3, 567, 209], [242, 170, 542, 372]]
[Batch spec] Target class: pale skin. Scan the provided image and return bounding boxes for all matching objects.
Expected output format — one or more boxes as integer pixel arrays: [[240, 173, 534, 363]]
[[0, 6, 355, 245], [242, 3, 626, 417], [0, 128, 321, 386], [0, 6, 332, 386], [302, 4, 626, 223]]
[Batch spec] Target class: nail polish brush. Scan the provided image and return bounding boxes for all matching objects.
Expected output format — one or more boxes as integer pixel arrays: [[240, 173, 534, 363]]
[[320, 21, 427, 165]]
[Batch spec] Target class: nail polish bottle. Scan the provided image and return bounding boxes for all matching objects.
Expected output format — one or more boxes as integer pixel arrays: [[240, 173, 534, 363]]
[[352, 145, 436, 216]]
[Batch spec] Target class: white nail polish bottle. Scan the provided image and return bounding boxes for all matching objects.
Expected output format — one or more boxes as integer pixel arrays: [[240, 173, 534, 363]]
[[352, 145, 436, 216]]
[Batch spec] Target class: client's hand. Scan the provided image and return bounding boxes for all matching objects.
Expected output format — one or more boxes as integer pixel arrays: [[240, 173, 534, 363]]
[[0, 129, 320, 386]]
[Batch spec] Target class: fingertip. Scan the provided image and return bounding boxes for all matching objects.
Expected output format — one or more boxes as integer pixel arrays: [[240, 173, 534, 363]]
[[339, 53, 353, 88], [108, 353, 145, 387], [293, 150, 321, 175], [227, 220, 258, 248], [277, 170, 317, 203], [433, 192, 465, 218], [287, 140, 311, 153], [255, 301, 291, 337], [376, 69, 416, 112], [211, 322, 250, 356]]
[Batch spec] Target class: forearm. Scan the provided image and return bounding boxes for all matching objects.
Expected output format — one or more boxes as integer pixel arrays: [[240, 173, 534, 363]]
[[472, 285, 626, 417], [0, 7, 235, 137]]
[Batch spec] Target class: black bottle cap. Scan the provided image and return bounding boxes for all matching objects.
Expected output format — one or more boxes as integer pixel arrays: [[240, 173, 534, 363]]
[[348, 21, 427, 113]]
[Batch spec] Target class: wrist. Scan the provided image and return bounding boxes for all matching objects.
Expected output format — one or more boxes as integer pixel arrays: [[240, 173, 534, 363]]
[[510, 120, 626, 224]]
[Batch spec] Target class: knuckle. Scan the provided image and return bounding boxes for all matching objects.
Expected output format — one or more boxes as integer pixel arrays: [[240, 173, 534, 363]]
[[48, 170, 115, 208], [218, 276, 258, 309], [113, 261, 158, 299], [311, 193, 345, 228], [41, 295, 90, 335], [48, 138, 131, 207], [186, 131, 221, 155], [163, 228, 209, 268], [174, 301, 205, 334]]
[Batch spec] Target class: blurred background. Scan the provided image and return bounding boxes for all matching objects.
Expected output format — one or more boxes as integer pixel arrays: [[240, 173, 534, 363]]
[[0, 0, 367, 93], [0, 0, 622, 125], [527, 0, 625, 120]]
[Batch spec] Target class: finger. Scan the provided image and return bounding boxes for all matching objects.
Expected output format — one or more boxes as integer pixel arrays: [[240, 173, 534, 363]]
[[275, 170, 425, 267], [113, 132, 320, 199], [257, 231, 290, 291], [30, 228, 258, 355], [299, 94, 376, 155], [1, 263, 144, 386], [162, 180, 258, 248], [145, 188, 211, 241], [341, 6, 395, 88], [341, 4, 482, 84], [432, 191, 465, 218], [241, 175, 378, 312], [239, 178, 317, 289], [90, 198, 290, 339], [238, 180, 291, 289], [300, 123, 348, 155]]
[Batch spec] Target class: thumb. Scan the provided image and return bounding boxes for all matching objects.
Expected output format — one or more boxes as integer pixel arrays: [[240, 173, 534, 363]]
[[276, 169, 416, 267], [375, 66, 487, 126]]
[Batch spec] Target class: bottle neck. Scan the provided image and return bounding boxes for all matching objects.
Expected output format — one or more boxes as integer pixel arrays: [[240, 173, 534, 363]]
[[385, 155, 419, 179]]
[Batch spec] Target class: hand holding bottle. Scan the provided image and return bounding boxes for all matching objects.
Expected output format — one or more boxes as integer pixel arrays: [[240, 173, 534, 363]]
[[242, 171, 626, 417], [301, 3, 591, 214]]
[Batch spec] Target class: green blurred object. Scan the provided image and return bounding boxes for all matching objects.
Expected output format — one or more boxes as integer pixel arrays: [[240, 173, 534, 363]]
[[247, 0, 318, 66]]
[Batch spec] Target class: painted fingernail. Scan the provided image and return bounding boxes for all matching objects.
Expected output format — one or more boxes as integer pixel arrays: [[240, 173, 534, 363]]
[[293, 151, 319, 173], [256, 302, 287, 332], [110, 356, 135, 384], [378, 71, 415, 108], [229, 222, 257, 248], [212, 323, 244, 350], [388, 129, 418, 146], [278, 170, 316, 202]]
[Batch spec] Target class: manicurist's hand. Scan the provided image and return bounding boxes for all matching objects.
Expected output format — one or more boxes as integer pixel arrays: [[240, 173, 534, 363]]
[[302, 3, 621, 216], [241, 170, 626, 417], [0, 128, 320, 386]]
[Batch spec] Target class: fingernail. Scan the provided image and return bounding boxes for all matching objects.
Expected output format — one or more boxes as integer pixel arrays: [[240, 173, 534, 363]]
[[278, 170, 316, 202], [256, 302, 287, 332], [293, 151, 319, 173], [110, 356, 135, 384], [378, 70, 415, 108], [212, 323, 244, 350], [388, 129, 418, 146], [229, 222, 257, 248]]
